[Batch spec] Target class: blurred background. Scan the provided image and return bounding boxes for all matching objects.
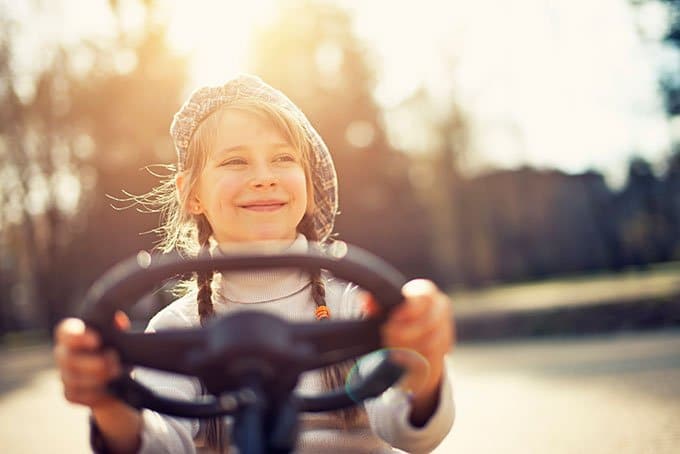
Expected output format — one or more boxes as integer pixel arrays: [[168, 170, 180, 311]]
[[1, 0, 679, 452]]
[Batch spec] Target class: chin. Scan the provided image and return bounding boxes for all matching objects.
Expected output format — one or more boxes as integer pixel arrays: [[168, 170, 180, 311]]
[[248, 229, 296, 242]]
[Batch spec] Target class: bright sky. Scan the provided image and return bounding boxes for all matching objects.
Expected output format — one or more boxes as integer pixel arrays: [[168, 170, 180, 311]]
[[5, 0, 677, 187], [341, 0, 675, 186]]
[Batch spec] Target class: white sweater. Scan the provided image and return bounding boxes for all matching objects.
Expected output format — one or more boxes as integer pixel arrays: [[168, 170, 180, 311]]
[[131, 235, 454, 453]]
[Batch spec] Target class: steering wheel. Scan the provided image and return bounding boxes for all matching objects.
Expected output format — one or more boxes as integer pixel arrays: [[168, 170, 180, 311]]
[[79, 244, 408, 453]]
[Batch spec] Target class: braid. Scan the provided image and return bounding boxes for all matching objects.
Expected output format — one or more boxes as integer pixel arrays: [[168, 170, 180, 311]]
[[301, 215, 328, 318], [310, 268, 330, 320], [195, 215, 227, 452], [196, 215, 215, 327], [300, 216, 362, 426]]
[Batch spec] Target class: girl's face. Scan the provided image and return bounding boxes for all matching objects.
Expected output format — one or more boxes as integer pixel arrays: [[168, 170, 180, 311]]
[[189, 109, 310, 244]]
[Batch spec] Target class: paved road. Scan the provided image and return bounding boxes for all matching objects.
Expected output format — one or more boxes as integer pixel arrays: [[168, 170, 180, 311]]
[[2, 330, 679, 453], [437, 329, 680, 453]]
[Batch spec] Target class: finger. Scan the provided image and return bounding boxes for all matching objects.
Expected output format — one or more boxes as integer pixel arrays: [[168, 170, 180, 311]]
[[63, 385, 113, 407], [394, 280, 440, 321], [60, 368, 111, 389], [388, 349, 432, 393], [114, 310, 131, 331], [385, 295, 449, 341], [54, 343, 71, 369], [418, 325, 454, 357], [360, 293, 380, 318], [391, 295, 433, 323], [55, 318, 101, 351], [61, 362, 121, 388], [383, 315, 441, 346], [385, 324, 448, 356], [389, 347, 430, 368], [383, 305, 454, 355], [57, 348, 121, 381], [402, 279, 438, 300]]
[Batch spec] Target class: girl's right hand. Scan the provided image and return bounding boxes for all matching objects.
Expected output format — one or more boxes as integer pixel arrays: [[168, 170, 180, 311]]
[[54, 312, 129, 410]]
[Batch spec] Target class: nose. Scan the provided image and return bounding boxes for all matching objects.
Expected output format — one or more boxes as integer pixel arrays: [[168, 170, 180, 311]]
[[249, 164, 278, 189]]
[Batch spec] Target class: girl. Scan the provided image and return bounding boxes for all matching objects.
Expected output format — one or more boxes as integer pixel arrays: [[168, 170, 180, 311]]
[[54, 74, 455, 453]]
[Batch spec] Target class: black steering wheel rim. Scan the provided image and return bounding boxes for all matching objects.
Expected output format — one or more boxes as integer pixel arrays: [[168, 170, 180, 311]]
[[79, 243, 408, 419]]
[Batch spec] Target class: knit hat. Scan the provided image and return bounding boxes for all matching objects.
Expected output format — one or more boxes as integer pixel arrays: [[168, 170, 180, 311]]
[[170, 74, 338, 242]]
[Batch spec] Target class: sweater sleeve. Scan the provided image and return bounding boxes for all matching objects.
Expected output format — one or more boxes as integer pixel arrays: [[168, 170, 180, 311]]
[[132, 367, 200, 454], [338, 282, 456, 453], [89, 304, 202, 454], [364, 364, 455, 453], [126, 300, 203, 454]]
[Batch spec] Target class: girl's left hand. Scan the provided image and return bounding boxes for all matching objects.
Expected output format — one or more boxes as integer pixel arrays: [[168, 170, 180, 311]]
[[365, 279, 455, 425]]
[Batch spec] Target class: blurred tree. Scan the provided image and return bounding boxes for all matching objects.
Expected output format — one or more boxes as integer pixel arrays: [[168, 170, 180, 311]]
[[630, 0, 680, 263], [249, 0, 435, 279], [0, 10, 74, 331], [663, 147, 680, 257], [63, 23, 188, 281], [0, 0, 188, 334], [0, 13, 32, 332], [436, 106, 471, 287], [456, 168, 615, 284], [55, 6, 188, 323], [391, 86, 470, 287], [633, 0, 680, 115], [617, 156, 670, 267], [658, 0, 680, 115]]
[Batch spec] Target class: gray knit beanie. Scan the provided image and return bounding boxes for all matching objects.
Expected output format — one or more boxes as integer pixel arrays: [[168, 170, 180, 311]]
[[169, 74, 338, 242]]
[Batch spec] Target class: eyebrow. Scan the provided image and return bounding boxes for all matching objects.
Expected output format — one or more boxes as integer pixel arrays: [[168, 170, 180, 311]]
[[212, 143, 296, 160], [215, 142, 292, 154]]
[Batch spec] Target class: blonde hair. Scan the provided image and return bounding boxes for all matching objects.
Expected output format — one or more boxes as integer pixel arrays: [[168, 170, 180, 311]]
[[133, 99, 358, 451]]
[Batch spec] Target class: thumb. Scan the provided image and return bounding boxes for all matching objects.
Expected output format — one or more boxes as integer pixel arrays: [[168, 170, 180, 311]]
[[114, 310, 131, 331]]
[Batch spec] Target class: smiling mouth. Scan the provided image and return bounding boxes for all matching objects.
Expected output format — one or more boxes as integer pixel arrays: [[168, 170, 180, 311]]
[[239, 202, 287, 212]]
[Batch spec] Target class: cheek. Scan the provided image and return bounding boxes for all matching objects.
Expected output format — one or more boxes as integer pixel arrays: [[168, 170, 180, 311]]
[[291, 169, 308, 205], [212, 175, 244, 204], [196, 178, 239, 218], [284, 169, 309, 202]]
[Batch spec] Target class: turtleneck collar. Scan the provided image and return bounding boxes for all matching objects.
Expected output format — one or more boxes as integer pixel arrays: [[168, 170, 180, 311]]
[[209, 233, 311, 305]]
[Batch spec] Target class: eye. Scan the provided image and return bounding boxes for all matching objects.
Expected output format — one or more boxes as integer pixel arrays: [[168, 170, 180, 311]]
[[220, 157, 247, 166], [274, 153, 297, 163]]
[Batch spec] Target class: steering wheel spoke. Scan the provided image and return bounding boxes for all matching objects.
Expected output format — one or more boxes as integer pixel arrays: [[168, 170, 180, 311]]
[[296, 354, 405, 412], [111, 329, 205, 375], [293, 319, 384, 369]]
